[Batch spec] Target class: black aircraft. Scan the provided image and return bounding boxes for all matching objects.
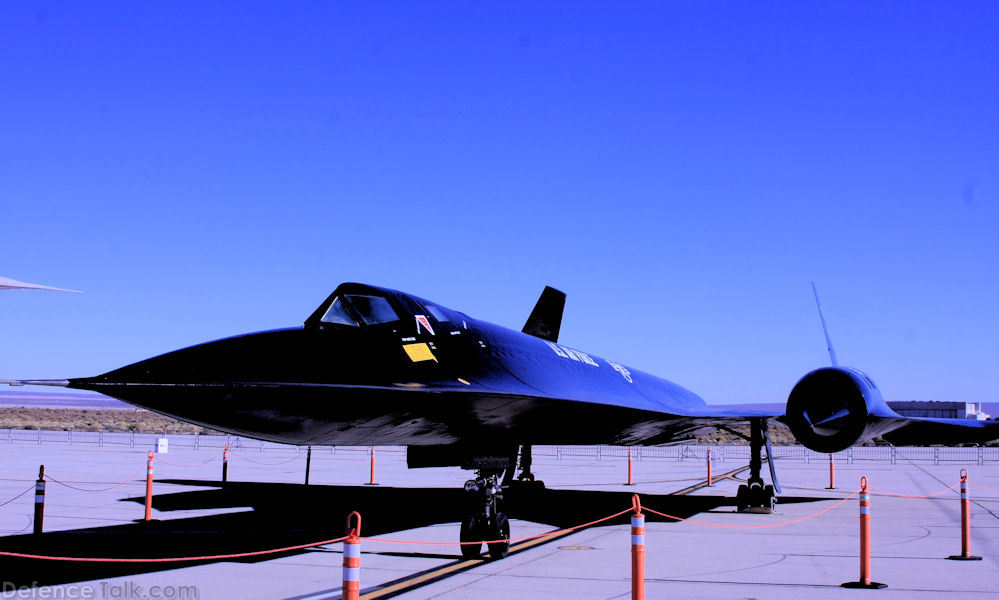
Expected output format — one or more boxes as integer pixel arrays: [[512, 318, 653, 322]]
[[10, 283, 998, 558]]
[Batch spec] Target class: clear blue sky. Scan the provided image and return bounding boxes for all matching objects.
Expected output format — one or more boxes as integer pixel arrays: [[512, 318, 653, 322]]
[[2, 3, 997, 406]]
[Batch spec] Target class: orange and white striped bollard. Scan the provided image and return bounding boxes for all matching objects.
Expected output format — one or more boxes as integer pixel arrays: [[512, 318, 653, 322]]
[[631, 494, 645, 600], [706, 449, 713, 486], [948, 469, 982, 561], [343, 511, 362, 600], [33, 465, 45, 535], [626, 447, 634, 486], [222, 443, 229, 485], [144, 450, 154, 521], [842, 476, 886, 588], [365, 446, 378, 485]]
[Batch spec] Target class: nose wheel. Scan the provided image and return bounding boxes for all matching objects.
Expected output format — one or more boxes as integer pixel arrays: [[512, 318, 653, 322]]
[[488, 513, 510, 558], [460, 472, 511, 559], [459, 514, 484, 558]]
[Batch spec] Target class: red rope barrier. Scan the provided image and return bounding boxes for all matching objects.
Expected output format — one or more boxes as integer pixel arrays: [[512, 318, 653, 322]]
[[0, 508, 631, 562], [868, 482, 959, 499], [156, 450, 225, 468], [44, 463, 147, 493], [364, 507, 634, 546], [0, 535, 350, 563], [5, 467, 972, 565], [643, 490, 860, 529], [969, 481, 999, 496], [0, 484, 36, 509], [229, 452, 304, 466]]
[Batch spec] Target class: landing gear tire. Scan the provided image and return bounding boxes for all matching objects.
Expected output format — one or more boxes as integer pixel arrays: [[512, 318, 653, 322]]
[[737, 481, 777, 513], [460, 515, 483, 559], [487, 513, 510, 559], [764, 484, 777, 512]]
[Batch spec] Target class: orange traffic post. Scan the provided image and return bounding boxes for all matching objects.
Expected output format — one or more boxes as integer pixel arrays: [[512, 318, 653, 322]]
[[706, 448, 713, 486], [948, 469, 982, 561], [144, 450, 154, 521], [626, 447, 634, 486], [826, 454, 836, 489], [33, 465, 45, 535], [343, 511, 362, 600], [222, 443, 229, 485], [842, 476, 886, 589], [631, 494, 645, 600], [365, 446, 378, 485]]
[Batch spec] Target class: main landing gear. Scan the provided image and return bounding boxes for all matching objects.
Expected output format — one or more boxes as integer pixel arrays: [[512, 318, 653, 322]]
[[736, 419, 780, 513], [460, 444, 544, 559]]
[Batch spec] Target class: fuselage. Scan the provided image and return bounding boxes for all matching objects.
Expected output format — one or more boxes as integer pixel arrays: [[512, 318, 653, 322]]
[[69, 283, 725, 447], [54, 282, 999, 458]]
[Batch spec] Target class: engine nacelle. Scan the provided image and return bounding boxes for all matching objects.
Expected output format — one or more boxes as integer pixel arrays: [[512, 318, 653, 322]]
[[785, 367, 902, 453]]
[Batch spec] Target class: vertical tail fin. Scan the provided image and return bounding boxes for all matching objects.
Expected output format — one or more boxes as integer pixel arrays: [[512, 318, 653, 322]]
[[811, 282, 839, 367], [522, 286, 566, 343]]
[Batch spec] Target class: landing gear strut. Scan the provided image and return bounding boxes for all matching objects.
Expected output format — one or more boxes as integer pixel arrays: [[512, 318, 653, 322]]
[[510, 444, 545, 489], [460, 445, 545, 559], [460, 471, 510, 559], [737, 419, 778, 513]]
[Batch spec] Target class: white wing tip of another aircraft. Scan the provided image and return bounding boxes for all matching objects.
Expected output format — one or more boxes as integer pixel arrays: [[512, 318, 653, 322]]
[[0, 276, 83, 293], [1, 380, 70, 387]]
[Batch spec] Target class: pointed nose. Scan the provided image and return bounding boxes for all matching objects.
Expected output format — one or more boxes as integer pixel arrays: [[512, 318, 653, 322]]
[[74, 328, 330, 389], [65, 326, 406, 444]]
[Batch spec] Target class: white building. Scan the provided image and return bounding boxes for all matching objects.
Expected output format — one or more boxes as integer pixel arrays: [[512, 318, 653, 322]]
[[887, 401, 991, 421]]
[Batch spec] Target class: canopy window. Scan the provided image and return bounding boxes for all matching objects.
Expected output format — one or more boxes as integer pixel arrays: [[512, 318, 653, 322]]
[[320, 297, 358, 326], [426, 304, 450, 322], [345, 294, 400, 325]]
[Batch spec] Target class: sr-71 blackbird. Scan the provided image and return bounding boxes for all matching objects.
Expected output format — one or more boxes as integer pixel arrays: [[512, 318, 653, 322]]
[[9, 282, 998, 558]]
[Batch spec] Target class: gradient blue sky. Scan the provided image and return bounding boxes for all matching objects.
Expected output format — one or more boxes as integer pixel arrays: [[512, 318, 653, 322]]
[[2, 3, 997, 406]]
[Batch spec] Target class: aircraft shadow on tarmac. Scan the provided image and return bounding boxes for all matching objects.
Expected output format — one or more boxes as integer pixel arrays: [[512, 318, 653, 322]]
[[0, 481, 823, 587]]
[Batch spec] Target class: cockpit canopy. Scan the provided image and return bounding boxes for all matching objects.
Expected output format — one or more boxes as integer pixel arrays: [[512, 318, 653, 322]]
[[305, 282, 469, 331], [319, 294, 399, 327]]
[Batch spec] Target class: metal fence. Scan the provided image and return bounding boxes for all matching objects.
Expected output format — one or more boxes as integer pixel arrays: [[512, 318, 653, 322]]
[[535, 443, 997, 466], [2, 428, 996, 465]]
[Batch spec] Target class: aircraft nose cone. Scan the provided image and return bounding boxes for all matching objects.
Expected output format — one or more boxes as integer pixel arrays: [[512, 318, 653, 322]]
[[70, 330, 281, 390], [82, 343, 226, 386], [68, 328, 328, 424], [65, 326, 399, 444]]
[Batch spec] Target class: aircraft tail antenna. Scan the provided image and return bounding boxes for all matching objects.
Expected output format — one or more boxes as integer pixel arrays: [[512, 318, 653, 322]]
[[811, 282, 839, 367]]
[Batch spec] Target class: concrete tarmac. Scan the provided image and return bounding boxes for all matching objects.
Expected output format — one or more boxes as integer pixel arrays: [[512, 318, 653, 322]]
[[0, 443, 996, 599]]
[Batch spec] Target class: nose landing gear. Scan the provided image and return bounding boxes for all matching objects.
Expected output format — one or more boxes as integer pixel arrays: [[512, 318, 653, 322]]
[[460, 472, 510, 559], [458, 444, 545, 559]]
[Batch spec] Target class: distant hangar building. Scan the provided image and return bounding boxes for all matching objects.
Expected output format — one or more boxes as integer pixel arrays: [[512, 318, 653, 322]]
[[888, 401, 991, 421]]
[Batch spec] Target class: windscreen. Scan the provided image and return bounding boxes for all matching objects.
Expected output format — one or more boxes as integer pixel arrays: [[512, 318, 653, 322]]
[[320, 297, 358, 326], [345, 294, 400, 325]]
